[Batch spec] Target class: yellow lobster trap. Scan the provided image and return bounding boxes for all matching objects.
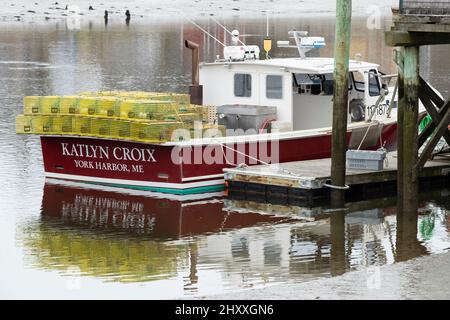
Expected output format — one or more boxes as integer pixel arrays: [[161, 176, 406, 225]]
[[16, 114, 185, 143], [17, 91, 222, 144], [79, 91, 191, 105]]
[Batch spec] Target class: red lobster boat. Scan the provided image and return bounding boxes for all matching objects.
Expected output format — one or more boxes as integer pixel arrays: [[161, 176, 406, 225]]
[[39, 30, 427, 194]]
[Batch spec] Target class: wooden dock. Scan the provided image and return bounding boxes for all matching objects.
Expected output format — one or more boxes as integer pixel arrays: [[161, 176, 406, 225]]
[[224, 152, 450, 205]]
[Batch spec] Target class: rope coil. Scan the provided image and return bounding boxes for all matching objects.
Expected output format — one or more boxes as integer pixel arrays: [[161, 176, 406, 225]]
[[323, 183, 350, 190]]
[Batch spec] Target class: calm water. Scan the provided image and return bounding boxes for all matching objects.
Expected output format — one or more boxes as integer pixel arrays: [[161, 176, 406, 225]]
[[1, 16, 450, 299]]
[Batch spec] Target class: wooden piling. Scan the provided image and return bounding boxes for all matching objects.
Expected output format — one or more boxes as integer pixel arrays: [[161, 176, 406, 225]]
[[386, 2, 450, 215], [399, 46, 420, 214], [396, 49, 405, 211], [330, 0, 352, 205]]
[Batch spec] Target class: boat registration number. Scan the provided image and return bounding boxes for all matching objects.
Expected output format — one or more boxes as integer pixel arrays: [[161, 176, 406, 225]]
[[367, 103, 389, 116]]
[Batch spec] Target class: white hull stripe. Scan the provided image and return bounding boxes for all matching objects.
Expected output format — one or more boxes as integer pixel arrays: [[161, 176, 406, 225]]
[[45, 178, 225, 201], [45, 172, 225, 189], [181, 173, 225, 182]]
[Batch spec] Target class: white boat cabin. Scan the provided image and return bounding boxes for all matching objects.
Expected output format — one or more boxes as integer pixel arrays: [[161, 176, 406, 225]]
[[199, 31, 393, 132]]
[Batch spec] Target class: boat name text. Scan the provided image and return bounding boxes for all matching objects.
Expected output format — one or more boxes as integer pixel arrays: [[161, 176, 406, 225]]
[[61, 143, 156, 162]]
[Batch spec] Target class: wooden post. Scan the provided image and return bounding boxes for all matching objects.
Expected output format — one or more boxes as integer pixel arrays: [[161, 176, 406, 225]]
[[331, 0, 352, 205], [399, 46, 420, 214], [396, 49, 405, 212]]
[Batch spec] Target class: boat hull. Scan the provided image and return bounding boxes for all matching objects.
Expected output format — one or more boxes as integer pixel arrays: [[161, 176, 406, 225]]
[[40, 122, 398, 194]]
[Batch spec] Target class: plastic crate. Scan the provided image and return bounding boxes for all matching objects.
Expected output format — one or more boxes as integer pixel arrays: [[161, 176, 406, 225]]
[[346, 149, 387, 171]]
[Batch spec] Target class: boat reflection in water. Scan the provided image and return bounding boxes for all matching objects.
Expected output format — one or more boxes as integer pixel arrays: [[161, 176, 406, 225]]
[[19, 180, 450, 296], [21, 180, 293, 286], [39, 180, 291, 239]]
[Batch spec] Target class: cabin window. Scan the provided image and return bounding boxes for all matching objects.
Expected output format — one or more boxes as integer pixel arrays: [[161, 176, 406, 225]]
[[293, 73, 352, 96], [293, 73, 322, 95], [266, 75, 283, 99], [352, 72, 365, 92], [322, 73, 334, 95], [368, 69, 381, 96], [234, 73, 252, 97], [321, 73, 353, 95]]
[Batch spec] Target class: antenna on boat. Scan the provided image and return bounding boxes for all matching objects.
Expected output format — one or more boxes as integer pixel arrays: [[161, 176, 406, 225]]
[[209, 17, 261, 61], [186, 18, 225, 47], [186, 16, 260, 61], [209, 16, 247, 47]]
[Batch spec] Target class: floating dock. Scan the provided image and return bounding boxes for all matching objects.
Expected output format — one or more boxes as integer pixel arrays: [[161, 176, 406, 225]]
[[224, 152, 450, 205]]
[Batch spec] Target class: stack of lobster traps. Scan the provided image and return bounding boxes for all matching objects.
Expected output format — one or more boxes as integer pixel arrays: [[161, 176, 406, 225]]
[[16, 91, 224, 143]]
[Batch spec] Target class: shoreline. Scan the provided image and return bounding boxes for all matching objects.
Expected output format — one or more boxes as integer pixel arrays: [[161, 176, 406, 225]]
[[197, 250, 450, 300], [1, 0, 396, 23]]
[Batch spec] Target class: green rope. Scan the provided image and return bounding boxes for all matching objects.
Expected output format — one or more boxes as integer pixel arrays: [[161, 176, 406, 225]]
[[419, 114, 432, 133]]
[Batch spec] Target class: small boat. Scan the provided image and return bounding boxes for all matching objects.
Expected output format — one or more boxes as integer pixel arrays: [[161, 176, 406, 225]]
[[20, 30, 430, 194]]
